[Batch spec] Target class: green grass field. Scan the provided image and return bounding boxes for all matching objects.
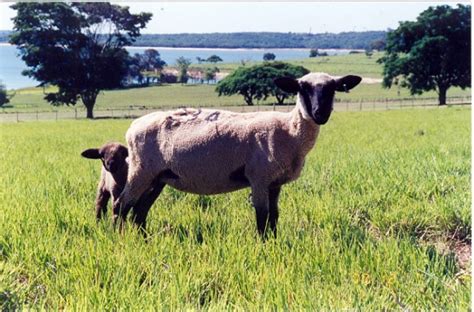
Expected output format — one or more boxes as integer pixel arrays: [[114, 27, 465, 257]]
[[3, 52, 471, 114], [0, 107, 470, 309]]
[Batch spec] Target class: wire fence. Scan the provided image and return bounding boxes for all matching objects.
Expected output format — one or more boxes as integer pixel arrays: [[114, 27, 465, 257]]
[[0, 96, 471, 122]]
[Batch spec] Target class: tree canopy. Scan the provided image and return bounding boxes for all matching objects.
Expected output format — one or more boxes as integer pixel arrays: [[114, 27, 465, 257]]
[[9, 3, 151, 118], [216, 62, 309, 105], [378, 4, 471, 105], [263, 53, 276, 61], [206, 55, 223, 63]]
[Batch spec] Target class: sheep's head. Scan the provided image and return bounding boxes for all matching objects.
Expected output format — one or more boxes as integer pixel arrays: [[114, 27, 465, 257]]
[[274, 73, 362, 125], [81, 142, 128, 173]]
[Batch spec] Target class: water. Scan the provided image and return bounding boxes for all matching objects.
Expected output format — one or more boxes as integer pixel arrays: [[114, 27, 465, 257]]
[[0, 44, 355, 90]]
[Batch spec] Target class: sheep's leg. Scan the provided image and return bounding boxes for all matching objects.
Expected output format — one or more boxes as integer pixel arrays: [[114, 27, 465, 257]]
[[268, 186, 281, 238], [251, 187, 270, 238], [131, 182, 166, 236], [95, 189, 110, 221], [113, 173, 155, 230]]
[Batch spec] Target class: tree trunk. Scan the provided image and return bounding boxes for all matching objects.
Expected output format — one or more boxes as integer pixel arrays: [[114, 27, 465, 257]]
[[276, 94, 286, 105], [244, 95, 254, 106], [81, 92, 98, 119], [438, 85, 447, 106], [86, 105, 94, 119]]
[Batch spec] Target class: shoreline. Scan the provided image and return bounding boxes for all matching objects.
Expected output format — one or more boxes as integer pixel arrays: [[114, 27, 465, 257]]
[[0, 43, 362, 52]]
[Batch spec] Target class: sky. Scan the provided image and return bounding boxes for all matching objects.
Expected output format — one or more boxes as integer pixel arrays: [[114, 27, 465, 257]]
[[0, 2, 465, 34]]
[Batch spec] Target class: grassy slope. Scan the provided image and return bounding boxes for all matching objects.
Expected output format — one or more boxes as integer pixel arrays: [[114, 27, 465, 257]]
[[0, 108, 470, 309], [4, 52, 471, 113]]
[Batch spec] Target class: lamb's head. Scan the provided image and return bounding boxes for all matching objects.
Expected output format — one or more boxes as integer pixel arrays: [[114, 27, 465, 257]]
[[275, 73, 362, 125], [81, 142, 128, 174]]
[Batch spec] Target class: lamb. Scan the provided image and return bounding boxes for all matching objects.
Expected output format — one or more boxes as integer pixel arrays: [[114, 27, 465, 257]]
[[114, 72, 362, 237], [81, 142, 162, 232]]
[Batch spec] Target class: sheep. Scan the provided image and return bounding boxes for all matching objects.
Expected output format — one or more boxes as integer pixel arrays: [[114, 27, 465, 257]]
[[114, 72, 362, 238], [81, 142, 162, 233]]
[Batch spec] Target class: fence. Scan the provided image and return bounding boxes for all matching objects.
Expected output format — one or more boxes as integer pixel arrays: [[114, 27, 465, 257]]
[[0, 96, 471, 122]]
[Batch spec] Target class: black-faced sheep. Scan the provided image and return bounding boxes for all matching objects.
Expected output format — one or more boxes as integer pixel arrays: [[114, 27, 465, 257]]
[[114, 73, 362, 237], [81, 142, 162, 233]]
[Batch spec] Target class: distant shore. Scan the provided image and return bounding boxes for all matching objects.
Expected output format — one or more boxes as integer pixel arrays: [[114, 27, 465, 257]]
[[1, 42, 362, 52]]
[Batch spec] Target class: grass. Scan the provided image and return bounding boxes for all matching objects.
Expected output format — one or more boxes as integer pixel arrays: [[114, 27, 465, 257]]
[[0, 107, 470, 309], [3, 51, 471, 114]]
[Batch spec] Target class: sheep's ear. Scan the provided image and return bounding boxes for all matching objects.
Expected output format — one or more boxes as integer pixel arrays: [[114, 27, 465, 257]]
[[335, 75, 362, 92], [81, 148, 101, 159], [274, 77, 300, 94]]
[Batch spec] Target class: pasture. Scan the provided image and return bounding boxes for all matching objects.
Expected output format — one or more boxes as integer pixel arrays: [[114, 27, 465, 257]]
[[0, 107, 470, 309]]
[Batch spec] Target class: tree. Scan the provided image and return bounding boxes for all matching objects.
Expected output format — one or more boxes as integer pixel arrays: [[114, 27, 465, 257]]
[[216, 62, 309, 105], [263, 53, 276, 61], [370, 39, 386, 51], [128, 49, 166, 86], [9, 3, 151, 118], [309, 48, 319, 57], [176, 57, 192, 84], [206, 55, 223, 63], [378, 4, 471, 105], [365, 49, 373, 58], [0, 81, 14, 107], [196, 56, 205, 64], [204, 67, 220, 84]]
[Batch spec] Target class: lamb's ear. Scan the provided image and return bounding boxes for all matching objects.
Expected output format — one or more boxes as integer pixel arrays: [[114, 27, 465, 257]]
[[81, 148, 101, 159], [274, 77, 300, 94], [335, 75, 362, 92]]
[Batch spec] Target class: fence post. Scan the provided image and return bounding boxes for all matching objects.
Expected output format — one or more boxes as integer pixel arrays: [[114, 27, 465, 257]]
[[346, 101, 349, 111], [74, 108, 77, 119], [36, 110, 39, 121], [359, 100, 362, 111], [16, 112, 19, 123]]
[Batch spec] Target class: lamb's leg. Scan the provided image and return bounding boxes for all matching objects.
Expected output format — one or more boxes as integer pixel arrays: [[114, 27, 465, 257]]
[[268, 186, 281, 238], [95, 189, 110, 221], [251, 187, 270, 238], [131, 182, 166, 236]]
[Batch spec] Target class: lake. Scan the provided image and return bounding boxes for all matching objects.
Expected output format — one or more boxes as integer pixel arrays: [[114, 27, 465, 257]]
[[0, 44, 356, 90]]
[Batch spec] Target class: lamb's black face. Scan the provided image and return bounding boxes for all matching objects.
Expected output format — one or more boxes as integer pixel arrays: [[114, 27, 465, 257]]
[[101, 144, 128, 173], [299, 80, 336, 125], [81, 143, 128, 174]]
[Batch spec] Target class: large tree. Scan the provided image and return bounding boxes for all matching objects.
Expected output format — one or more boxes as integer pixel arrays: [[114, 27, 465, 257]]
[[216, 62, 308, 105], [378, 4, 470, 105], [9, 3, 151, 118]]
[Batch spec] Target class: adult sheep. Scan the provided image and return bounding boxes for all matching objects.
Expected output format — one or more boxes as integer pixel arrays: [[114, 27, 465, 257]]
[[114, 72, 362, 238]]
